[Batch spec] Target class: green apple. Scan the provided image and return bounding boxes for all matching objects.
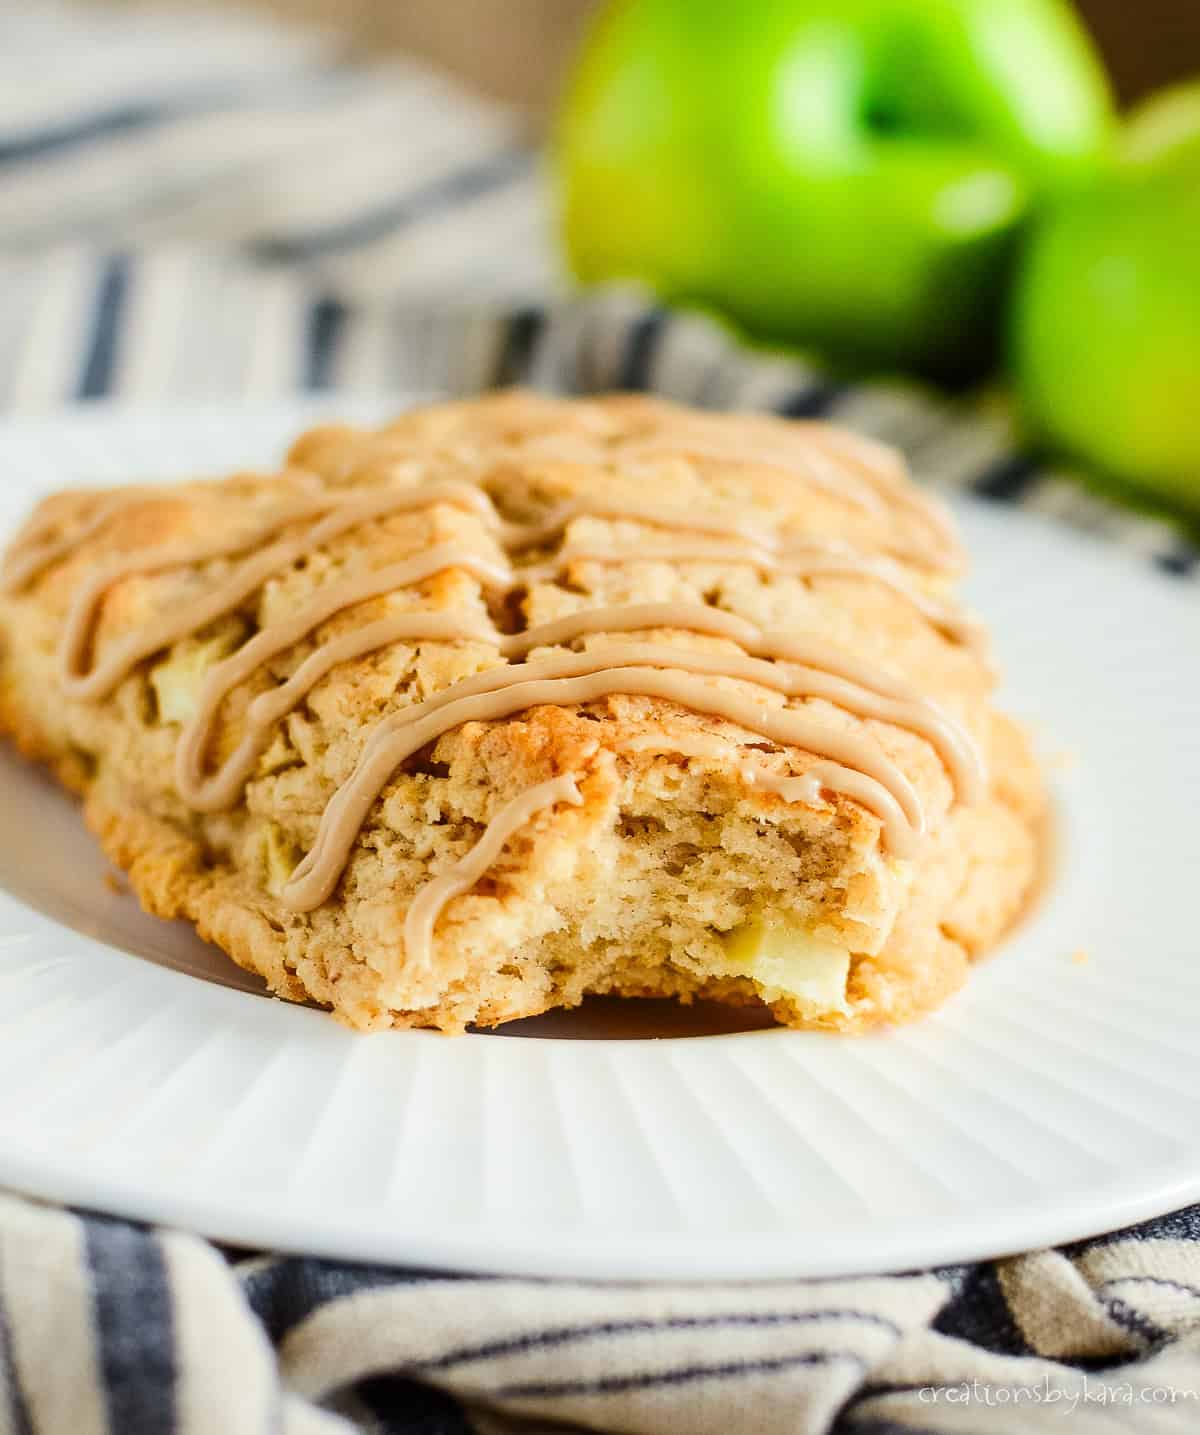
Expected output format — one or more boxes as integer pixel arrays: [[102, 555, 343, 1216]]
[[1011, 82, 1200, 515], [1123, 82, 1200, 173], [554, 0, 1114, 376]]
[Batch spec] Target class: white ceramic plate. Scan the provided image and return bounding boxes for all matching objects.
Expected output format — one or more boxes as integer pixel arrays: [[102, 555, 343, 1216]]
[[0, 399, 1197, 1281]]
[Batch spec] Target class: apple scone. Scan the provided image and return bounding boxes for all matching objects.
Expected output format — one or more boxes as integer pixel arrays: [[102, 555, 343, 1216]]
[[0, 391, 1043, 1032]]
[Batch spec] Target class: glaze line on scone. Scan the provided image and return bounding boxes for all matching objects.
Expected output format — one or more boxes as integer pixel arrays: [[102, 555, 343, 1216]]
[[176, 591, 981, 829], [17, 435, 986, 878], [0, 391, 1044, 1032], [284, 654, 933, 910], [27, 459, 985, 885], [404, 773, 583, 974], [523, 542, 985, 649], [8, 469, 985, 679]]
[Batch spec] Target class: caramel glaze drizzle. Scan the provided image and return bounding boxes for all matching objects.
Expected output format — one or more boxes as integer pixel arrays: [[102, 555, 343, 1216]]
[[739, 763, 916, 858], [521, 542, 984, 652], [0, 427, 989, 929], [1, 498, 134, 594], [354, 420, 962, 573], [404, 774, 583, 972], [0, 470, 323, 598], [282, 639, 985, 910], [176, 597, 981, 825], [21, 476, 981, 703], [57, 482, 499, 700]]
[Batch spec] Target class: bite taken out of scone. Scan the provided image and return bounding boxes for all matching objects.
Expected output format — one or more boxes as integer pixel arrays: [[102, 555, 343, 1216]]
[[0, 391, 1044, 1033]]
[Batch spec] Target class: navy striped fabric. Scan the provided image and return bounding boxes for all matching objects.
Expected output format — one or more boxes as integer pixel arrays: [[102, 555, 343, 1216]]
[[0, 6, 1199, 1435]]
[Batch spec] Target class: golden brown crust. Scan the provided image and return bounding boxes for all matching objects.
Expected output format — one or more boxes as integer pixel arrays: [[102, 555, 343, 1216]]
[[0, 391, 1044, 1032]]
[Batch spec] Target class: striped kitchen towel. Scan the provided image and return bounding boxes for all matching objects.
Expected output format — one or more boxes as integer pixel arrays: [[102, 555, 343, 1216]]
[[6, 1192, 1200, 1434], [2, 5, 1200, 1435], [0, 1, 552, 307]]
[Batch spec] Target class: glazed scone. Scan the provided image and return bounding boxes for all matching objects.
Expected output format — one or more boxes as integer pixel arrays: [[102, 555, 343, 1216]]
[[0, 392, 1044, 1032]]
